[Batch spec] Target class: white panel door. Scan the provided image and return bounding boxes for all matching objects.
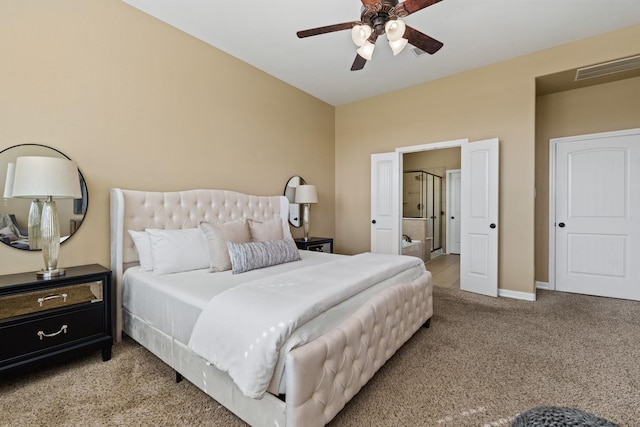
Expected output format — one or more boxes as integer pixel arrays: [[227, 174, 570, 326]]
[[554, 129, 640, 300], [371, 152, 400, 254], [460, 139, 499, 297], [447, 169, 461, 254]]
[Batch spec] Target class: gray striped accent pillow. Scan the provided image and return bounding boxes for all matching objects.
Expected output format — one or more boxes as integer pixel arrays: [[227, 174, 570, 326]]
[[227, 238, 300, 274]]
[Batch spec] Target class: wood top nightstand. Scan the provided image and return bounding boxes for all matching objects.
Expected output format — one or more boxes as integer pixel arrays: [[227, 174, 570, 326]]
[[294, 237, 333, 253], [0, 264, 113, 376]]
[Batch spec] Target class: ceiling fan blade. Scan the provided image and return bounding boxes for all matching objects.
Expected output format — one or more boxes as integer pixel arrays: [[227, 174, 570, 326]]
[[404, 25, 443, 54], [297, 22, 357, 38], [351, 54, 368, 71], [361, 0, 382, 6], [396, 0, 442, 17]]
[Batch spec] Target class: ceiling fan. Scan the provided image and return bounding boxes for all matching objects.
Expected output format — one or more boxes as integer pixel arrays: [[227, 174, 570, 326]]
[[297, 0, 444, 71]]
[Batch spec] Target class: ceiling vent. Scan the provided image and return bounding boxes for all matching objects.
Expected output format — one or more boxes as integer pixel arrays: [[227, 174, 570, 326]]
[[575, 55, 640, 81]]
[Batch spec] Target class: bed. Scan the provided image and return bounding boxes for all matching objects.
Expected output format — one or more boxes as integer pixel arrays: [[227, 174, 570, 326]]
[[110, 188, 433, 427]]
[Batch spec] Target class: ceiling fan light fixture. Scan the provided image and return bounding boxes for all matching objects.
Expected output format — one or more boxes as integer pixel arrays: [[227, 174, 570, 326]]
[[356, 41, 376, 61], [351, 24, 373, 47], [384, 19, 406, 42], [389, 38, 408, 55]]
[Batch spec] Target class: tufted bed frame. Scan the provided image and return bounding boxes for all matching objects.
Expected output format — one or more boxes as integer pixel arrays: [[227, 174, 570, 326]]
[[110, 188, 433, 427]]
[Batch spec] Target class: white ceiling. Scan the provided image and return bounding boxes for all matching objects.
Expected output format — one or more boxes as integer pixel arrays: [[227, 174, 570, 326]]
[[121, 0, 640, 106]]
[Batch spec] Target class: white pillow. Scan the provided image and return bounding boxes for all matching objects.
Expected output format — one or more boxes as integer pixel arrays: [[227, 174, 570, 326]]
[[281, 218, 293, 240], [128, 230, 153, 271], [146, 228, 210, 275]]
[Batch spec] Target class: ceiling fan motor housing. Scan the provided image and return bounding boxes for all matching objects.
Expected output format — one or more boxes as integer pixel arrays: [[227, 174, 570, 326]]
[[362, 0, 401, 35]]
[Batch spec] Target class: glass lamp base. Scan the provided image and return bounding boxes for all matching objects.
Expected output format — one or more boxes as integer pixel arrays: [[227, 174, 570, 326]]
[[37, 268, 66, 279]]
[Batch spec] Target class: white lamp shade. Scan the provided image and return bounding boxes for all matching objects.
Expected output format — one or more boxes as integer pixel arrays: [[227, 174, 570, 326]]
[[351, 24, 372, 47], [385, 19, 406, 42], [295, 185, 318, 204], [389, 38, 409, 55], [11, 156, 82, 199], [356, 41, 376, 61], [3, 163, 15, 198]]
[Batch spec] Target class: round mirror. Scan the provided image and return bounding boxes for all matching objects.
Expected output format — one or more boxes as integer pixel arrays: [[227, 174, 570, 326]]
[[0, 144, 88, 250], [284, 176, 305, 227]]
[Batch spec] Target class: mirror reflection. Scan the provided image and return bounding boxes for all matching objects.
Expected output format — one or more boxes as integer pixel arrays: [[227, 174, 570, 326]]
[[0, 144, 88, 251], [284, 176, 306, 228]]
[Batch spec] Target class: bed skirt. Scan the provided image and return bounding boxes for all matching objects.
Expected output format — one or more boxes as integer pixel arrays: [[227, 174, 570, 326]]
[[123, 270, 432, 427]]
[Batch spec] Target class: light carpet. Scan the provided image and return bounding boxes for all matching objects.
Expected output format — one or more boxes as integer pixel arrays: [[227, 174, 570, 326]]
[[1, 287, 638, 426]]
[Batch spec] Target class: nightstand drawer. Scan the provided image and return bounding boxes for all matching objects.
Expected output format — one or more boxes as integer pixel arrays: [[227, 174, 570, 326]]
[[0, 305, 104, 362], [306, 242, 332, 252], [294, 237, 334, 253], [0, 281, 103, 320]]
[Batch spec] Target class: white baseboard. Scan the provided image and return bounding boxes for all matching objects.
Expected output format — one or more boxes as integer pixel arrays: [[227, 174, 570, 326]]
[[498, 288, 536, 301], [536, 281, 550, 290]]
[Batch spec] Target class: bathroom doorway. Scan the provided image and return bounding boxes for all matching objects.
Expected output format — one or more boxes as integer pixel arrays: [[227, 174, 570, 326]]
[[402, 147, 460, 260]]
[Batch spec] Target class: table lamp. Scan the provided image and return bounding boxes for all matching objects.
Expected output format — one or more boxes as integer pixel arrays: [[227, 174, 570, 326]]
[[11, 156, 81, 278], [294, 184, 318, 242]]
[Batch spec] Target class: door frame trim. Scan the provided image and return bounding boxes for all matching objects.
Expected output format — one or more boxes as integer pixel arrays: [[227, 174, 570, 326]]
[[396, 139, 468, 154], [396, 139, 468, 254], [446, 169, 461, 254], [548, 127, 640, 292]]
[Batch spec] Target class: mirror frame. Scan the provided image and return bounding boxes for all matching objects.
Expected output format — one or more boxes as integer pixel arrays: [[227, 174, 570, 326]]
[[283, 176, 306, 228], [0, 144, 88, 251]]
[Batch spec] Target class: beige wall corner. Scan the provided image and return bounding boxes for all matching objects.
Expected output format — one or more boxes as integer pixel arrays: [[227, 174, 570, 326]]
[[0, 1, 335, 274]]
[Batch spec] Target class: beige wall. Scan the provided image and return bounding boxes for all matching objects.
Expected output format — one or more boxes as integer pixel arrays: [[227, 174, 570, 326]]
[[335, 24, 640, 294], [2, 1, 639, 295], [0, 1, 335, 275], [535, 76, 640, 283]]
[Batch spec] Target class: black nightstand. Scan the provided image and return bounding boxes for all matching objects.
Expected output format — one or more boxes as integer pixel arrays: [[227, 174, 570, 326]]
[[294, 237, 333, 253], [0, 264, 113, 376]]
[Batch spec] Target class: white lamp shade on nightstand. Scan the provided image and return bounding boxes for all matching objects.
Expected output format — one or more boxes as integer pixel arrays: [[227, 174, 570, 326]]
[[11, 156, 81, 200], [294, 185, 318, 204]]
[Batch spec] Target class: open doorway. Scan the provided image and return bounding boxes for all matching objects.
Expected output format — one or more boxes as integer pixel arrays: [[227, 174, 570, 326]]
[[372, 137, 499, 297], [402, 147, 461, 289]]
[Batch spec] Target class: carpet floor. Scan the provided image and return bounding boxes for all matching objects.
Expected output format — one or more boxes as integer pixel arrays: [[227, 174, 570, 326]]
[[1, 287, 638, 426]]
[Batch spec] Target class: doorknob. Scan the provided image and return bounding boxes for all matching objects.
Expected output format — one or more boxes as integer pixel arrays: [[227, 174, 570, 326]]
[[451, 216, 455, 220], [371, 220, 376, 224], [490, 223, 496, 229], [558, 222, 565, 228]]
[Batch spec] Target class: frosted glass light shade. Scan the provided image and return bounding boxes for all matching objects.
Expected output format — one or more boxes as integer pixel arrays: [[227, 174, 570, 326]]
[[295, 185, 318, 204], [389, 38, 409, 55], [385, 19, 406, 42], [356, 41, 376, 61], [11, 156, 81, 199], [351, 24, 372, 46]]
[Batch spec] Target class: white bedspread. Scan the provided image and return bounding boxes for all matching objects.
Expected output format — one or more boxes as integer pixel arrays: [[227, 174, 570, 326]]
[[188, 252, 424, 399]]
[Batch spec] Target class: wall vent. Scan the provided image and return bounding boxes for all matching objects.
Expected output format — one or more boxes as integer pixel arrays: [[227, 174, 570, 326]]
[[575, 55, 640, 81]]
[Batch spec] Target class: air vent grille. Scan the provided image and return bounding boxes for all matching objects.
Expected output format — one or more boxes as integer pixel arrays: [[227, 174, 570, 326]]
[[575, 55, 640, 81]]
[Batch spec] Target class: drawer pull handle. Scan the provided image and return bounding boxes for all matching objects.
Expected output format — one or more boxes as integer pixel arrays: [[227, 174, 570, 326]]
[[37, 325, 68, 340], [37, 293, 68, 306]]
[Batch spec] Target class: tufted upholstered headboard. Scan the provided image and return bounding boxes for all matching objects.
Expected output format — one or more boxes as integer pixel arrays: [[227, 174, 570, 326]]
[[110, 188, 290, 341]]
